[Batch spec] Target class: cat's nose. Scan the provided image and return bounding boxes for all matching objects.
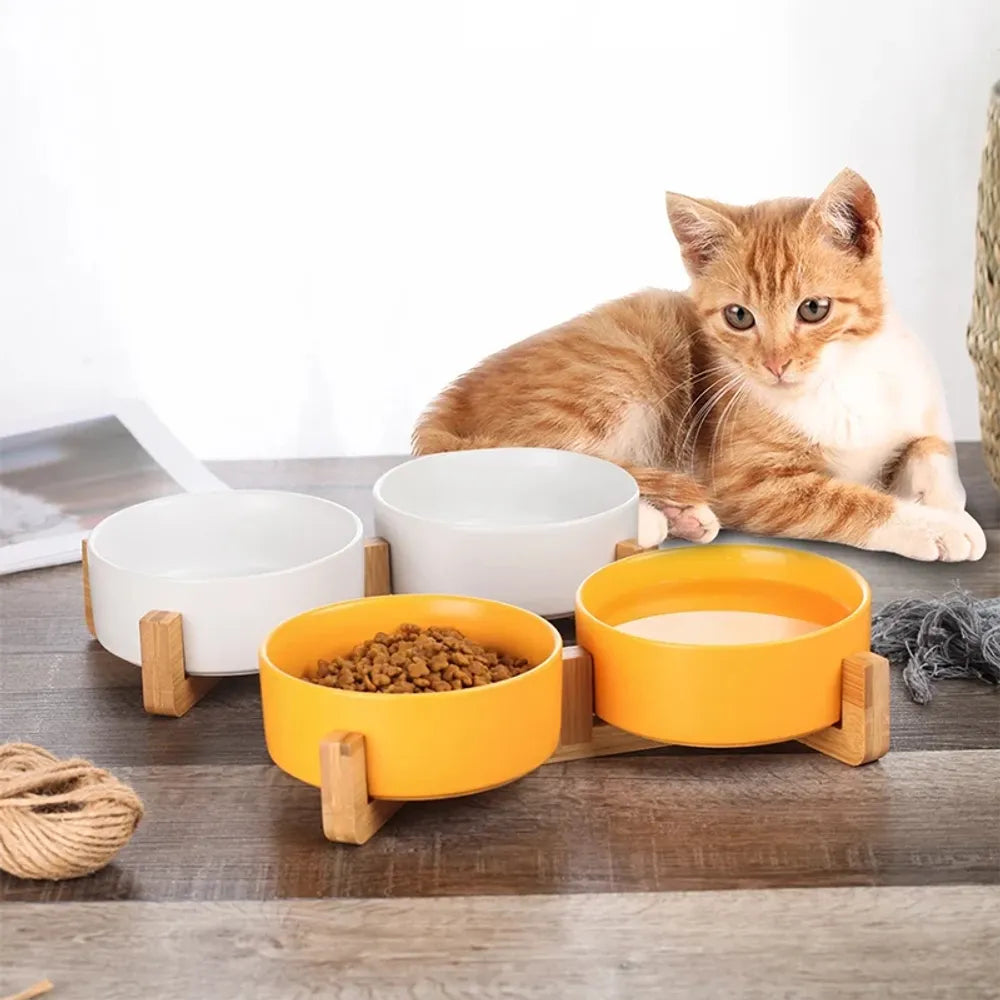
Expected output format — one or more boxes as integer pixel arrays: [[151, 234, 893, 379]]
[[764, 359, 791, 379]]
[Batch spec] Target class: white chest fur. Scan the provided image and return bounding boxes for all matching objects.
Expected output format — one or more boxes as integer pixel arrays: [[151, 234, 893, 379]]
[[755, 313, 948, 486]]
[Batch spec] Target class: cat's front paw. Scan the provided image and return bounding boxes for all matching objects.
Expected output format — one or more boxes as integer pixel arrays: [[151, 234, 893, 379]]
[[893, 452, 966, 511], [664, 502, 721, 543], [636, 500, 721, 547], [637, 501, 669, 548], [867, 502, 986, 562]]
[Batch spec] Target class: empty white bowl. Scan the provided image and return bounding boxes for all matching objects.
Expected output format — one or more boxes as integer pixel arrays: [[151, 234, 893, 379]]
[[373, 448, 639, 616], [86, 490, 364, 676]]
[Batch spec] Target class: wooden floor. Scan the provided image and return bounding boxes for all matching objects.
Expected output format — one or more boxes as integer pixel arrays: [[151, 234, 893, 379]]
[[2, 444, 998, 999]]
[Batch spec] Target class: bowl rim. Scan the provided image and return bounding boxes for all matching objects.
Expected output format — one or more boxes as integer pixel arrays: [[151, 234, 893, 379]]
[[258, 592, 564, 701], [372, 447, 640, 532], [87, 488, 364, 585], [575, 542, 872, 652]]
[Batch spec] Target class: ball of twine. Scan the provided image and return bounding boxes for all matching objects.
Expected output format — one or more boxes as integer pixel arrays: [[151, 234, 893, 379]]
[[0, 743, 144, 881]]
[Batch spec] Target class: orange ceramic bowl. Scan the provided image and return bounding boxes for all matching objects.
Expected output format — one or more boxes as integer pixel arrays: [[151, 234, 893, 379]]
[[576, 544, 871, 747], [259, 594, 562, 800]]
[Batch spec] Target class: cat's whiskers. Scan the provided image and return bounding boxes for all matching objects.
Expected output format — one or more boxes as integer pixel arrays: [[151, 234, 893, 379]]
[[688, 382, 740, 457], [670, 369, 741, 463], [672, 366, 739, 429], [677, 374, 743, 461], [642, 363, 731, 416], [680, 371, 745, 465], [727, 383, 752, 456], [709, 380, 750, 488], [615, 366, 734, 467]]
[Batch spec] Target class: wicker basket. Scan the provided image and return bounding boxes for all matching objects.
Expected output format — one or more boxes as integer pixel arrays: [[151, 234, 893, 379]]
[[968, 80, 1000, 490]]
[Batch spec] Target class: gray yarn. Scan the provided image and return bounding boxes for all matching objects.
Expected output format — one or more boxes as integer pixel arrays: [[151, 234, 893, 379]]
[[871, 588, 1000, 704]]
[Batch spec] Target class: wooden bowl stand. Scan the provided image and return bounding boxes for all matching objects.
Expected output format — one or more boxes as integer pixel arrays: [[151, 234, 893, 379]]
[[81, 536, 394, 717], [81, 537, 891, 845]]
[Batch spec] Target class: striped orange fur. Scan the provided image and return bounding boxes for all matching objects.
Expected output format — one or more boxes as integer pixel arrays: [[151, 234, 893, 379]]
[[413, 170, 985, 562]]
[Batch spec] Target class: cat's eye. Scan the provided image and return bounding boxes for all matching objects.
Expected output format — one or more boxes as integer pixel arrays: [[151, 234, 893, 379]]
[[797, 297, 831, 323], [723, 304, 755, 331]]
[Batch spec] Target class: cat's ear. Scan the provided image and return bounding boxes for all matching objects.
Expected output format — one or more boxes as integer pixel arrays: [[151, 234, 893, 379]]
[[804, 169, 881, 258], [665, 193, 740, 275]]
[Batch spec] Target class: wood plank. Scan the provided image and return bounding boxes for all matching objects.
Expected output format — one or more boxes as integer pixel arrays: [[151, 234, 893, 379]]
[[1, 445, 993, 630], [550, 720, 665, 762], [885, 677, 1000, 751], [0, 681, 271, 767], [1, 441, 994, 624], [2, 886, 997, 999], [5, 527, 996, 629], [4, 616, 996, 761], [2, 750, 996, 903], [0, 454, 996, 772], [1, 649, 997, 766], [1, 675, 995, 770], [0, 650, 140, 695], [207, 444, 998, 529]]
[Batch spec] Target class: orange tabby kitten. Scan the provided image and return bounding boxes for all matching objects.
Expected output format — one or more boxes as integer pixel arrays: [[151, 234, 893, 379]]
[[413, 170, 986, 562]]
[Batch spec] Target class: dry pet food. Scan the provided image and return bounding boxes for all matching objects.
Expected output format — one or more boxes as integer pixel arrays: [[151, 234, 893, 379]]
[[306, 623, 533, 693]]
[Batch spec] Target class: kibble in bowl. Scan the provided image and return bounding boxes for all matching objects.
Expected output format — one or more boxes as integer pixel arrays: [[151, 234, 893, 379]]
[[260, 594, 563, 800], [306, 623, 533, 693]]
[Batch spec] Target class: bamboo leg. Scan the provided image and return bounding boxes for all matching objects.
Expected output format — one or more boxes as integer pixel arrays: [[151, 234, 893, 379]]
[[364, 537, 392, 597], [319, 732, 402, 844], [546, 539, 666, 763], [548, 644, 666, 763], [798, 652, 891, 765], [615, 539, 645, 560], [548, 643, 888, 766], [81, 539, 96, 638], [139, 611, 219, 717], [558, 645, 594, 746]]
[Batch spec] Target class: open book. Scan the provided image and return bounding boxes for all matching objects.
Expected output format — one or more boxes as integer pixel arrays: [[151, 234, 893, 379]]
[[0, 400, 226, 575]]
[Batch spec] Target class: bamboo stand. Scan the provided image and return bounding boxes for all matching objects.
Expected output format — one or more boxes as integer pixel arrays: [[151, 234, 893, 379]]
[[82, 536, 891, 845], [81, 537, 394, 717], [318, 647, 890, 844]]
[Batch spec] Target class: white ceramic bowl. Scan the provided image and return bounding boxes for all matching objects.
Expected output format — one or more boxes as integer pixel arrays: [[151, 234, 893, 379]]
[[373, 448, 639, 616], [87, 490, 364, 676]]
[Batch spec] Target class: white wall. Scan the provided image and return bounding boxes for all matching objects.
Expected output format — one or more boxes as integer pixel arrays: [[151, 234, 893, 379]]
[[2, 0, 998, 458]]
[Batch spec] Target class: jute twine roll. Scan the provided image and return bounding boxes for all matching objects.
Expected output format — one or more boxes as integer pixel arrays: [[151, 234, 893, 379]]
[[0, 743, 144, 881], [968, 79, 1000, 490]]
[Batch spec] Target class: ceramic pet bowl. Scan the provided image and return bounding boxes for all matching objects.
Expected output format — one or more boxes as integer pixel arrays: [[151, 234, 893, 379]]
[[576, 544, 871, 747], [86, 490, 364, 676], [372, 448, 639, 617], [259, 593, 563, 799]]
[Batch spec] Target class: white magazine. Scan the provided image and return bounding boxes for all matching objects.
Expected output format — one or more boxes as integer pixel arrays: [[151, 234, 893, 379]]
[[0, 399, 227, 575]]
